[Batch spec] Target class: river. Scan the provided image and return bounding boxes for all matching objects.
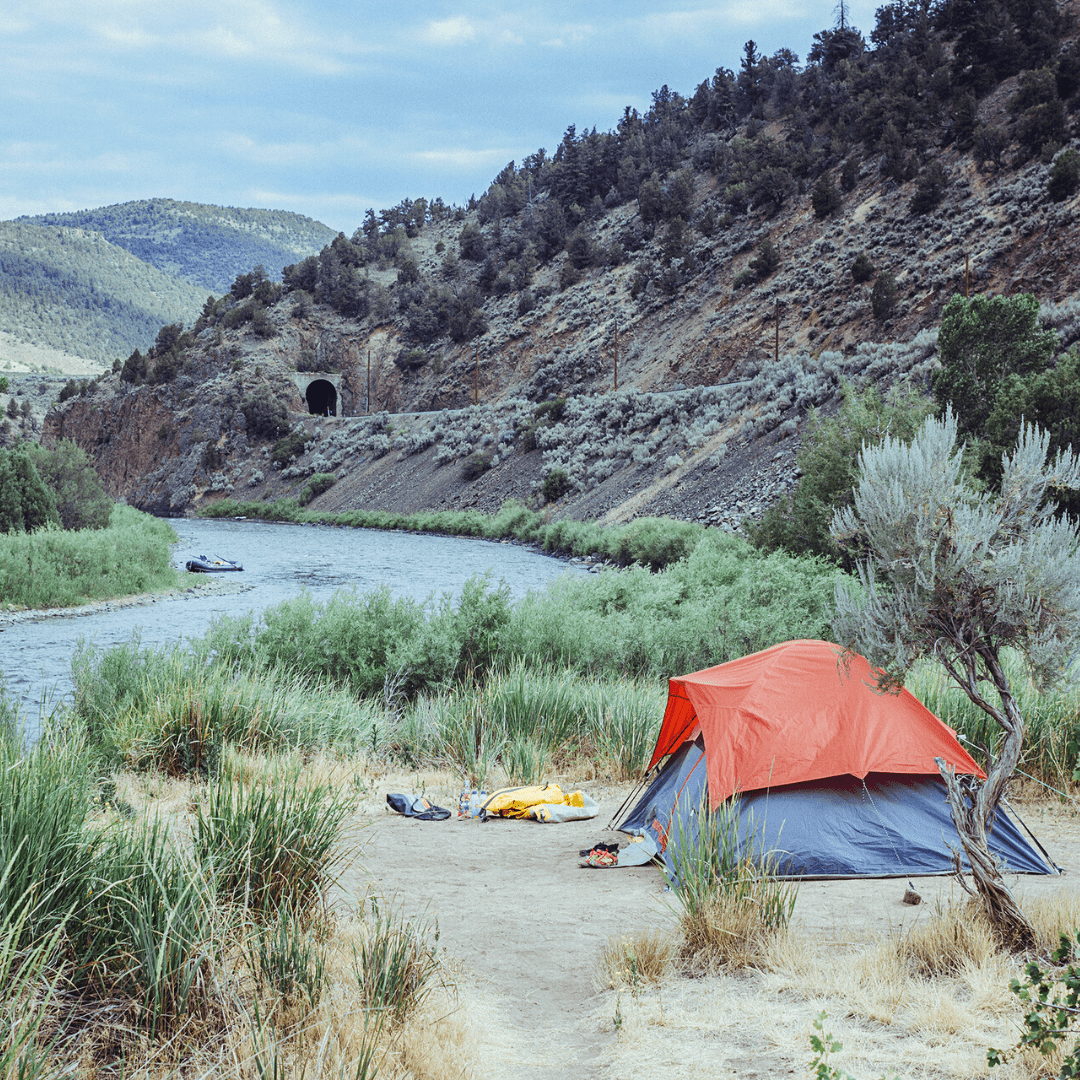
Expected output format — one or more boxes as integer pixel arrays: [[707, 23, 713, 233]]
[[2, 517, 584, 724]]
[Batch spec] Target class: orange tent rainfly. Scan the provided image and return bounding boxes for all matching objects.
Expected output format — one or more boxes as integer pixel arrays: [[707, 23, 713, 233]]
[[620, 640, 1054, 879]]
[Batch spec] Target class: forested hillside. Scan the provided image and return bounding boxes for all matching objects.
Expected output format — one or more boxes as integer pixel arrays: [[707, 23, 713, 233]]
[[45, 0, 1080, 526], [20, 200, 338, 294], [0, 223, 209, 365]]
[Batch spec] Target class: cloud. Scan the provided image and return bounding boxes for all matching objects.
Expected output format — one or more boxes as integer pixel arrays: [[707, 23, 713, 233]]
[[421, 16, 478, 46], [6, 0, 371, 75], [639, 1, 810, 38], [410, 146, 521, 171]]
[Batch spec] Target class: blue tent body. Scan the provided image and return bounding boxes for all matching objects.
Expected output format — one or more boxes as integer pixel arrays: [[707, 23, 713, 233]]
[[620, 736, 1055, 879]]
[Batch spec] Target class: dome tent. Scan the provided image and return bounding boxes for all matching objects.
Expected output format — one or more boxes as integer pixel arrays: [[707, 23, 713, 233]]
[[619, 640, 1054, 878]]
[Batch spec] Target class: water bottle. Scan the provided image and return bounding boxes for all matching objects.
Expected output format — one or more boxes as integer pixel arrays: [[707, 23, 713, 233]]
[[458, 790, 469, 818], [469, 789, 480, 817]]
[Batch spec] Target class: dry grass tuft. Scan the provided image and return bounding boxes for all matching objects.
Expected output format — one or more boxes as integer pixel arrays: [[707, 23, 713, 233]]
[[886, 898, 999, 977], [598, 930, 677, 990], [1022, 889, 1080, 954], [676, 876, 798, 972]]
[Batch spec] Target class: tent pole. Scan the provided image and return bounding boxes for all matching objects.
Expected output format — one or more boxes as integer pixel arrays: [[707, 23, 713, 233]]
[[1001, 797, 1059, 873]]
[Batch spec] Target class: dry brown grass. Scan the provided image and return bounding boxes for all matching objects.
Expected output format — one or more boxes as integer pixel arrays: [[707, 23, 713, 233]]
[[598, 929, 678, 990], [592, 887, 1080, 1080]]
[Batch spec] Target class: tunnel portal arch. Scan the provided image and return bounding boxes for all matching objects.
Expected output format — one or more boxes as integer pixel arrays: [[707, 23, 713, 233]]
[[305, 378, 338, 416]]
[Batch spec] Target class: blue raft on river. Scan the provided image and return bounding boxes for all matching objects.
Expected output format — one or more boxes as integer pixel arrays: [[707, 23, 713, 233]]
[[185, 554, 244, 573]]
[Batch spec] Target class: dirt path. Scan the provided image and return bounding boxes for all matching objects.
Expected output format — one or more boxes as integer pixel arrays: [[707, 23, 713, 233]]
[[340, 804, 668, 1080], [341, 786, 1080, 1080]]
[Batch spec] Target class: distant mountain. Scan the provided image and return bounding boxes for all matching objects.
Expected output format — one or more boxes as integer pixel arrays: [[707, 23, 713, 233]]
[[0, 221, 209, 365], [19, 199, 339, 295]]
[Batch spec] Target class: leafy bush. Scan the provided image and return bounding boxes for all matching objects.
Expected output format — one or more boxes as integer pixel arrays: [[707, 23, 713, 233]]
[[541, 468, 571, 501], [870, 270, 898, 319], [811, 172, 842, 218], [271, 428, 308, 467], [932, 292, 1058, 441], [461, 449, 494, 480], [26, 439, 112, 530], [299, 472, 336, 505], [748, 238, 781, 280], [909, 159, 948, 213], [0, 505, 177, 607], [0, 445, 59, 533], [751, 383, 933, 563], [1048, 147, 1080, 201], [850, 252, 875, 284], [242, 385, 290, 441]]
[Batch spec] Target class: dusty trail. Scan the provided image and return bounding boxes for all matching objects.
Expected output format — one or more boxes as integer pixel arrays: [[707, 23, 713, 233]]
[[340, 802, 669, 1079], [340, 787, 1080, 1079]]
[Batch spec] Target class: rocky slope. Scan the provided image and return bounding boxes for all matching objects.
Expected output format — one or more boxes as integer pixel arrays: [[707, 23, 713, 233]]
[[42, 70, 1080, 531]]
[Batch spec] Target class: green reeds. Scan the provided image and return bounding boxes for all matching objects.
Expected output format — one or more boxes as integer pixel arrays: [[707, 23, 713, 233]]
[[0, 733, 98, 949], [668, 800, 798, 970], [0, 880, 71, 1080], [73, 641, 388, 771], [193, 754, 357, 918], [0, 505, 178, 609], [906, 650, 1080, 791], [248, 902, 328, 1010], [86, 817, 223, 1039], [352, 896, 441, 1028]]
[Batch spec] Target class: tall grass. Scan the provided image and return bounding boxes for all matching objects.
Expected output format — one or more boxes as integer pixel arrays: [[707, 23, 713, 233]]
[[193, 754, 358, 918], [668, 800, 798, 971], [0, 505, 179, 608], [906, 650, 1080, 790], [72, 641, 388, 772], [352, 897, 442, 1028], [0, 734, 98, 949]]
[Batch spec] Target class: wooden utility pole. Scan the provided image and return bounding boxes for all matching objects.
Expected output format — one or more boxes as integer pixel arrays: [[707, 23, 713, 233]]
[[366, 349, 371, 413], [965, 253, 970, 298], [775, 300, 780, 364], [474, 343, 479, 405], [613, 324, 618, 391]]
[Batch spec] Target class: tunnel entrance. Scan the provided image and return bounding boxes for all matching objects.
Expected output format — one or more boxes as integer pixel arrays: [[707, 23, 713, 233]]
[[305, 379, 338, 416]]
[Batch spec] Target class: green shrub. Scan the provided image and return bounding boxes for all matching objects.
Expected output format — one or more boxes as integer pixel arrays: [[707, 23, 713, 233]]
[[0, 446, 59, 534], [750, 383, 933, 563], [870, 270, 898, 319], [811, 172, 842, 218], [850, 252, 875, 284], [0, 505, 177, 608], [242, 386, 290, 441], [909, 160, 948, 214], [299, 472, 336, 505], [1048, 148, 1080, 201], [271, 428, 307, 467], [461, 449, 494, 480], [749, 238, 781, 280], [541, 468, 570, 501]]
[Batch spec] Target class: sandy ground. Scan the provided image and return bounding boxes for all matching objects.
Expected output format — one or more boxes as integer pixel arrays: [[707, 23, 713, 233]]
[[339, 781, 1080, 1080]]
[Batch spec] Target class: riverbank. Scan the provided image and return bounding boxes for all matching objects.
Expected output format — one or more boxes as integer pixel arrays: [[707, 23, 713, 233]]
[[0, 573, 252, 628]]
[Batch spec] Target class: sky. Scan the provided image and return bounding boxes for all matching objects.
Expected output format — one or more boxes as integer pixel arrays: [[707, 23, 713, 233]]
[[1, 0, 881, 236]]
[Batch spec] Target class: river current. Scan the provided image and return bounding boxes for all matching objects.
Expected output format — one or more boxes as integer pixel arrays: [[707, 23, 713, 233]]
[[3, 518, 583, 724]]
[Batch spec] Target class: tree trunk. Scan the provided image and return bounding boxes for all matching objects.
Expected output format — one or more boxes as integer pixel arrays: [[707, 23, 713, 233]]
[[936, 759, 1036, 950], [931, 645, 1039, 950]]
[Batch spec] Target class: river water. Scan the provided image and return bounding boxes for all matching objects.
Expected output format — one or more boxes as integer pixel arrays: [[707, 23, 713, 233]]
[[3, 518, 583, 724]]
